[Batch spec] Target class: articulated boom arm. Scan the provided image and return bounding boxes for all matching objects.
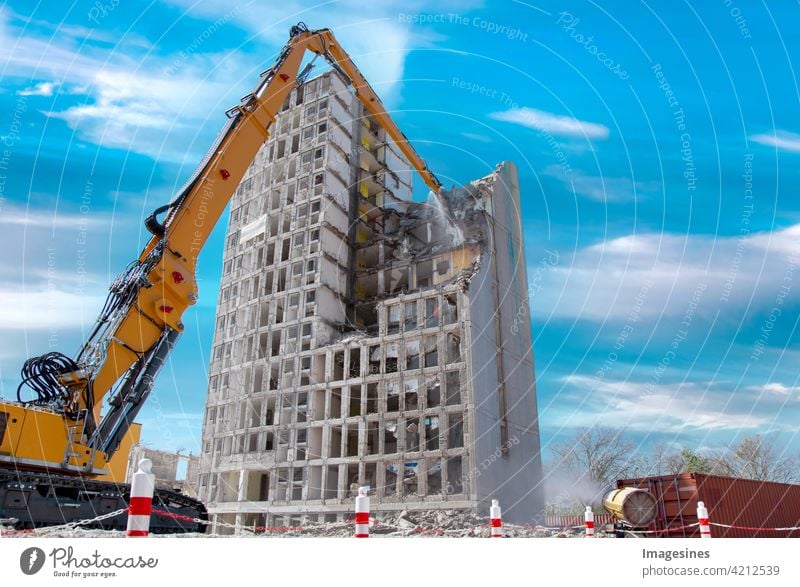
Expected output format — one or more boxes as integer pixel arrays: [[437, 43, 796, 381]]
[[5, 23, 441, 475]]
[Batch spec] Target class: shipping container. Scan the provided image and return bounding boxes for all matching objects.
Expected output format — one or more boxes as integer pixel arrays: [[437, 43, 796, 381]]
[[616, 473, 800, 538]]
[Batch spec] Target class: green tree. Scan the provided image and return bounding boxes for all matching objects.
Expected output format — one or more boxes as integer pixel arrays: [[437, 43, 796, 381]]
[[675, 448, 715, 474]]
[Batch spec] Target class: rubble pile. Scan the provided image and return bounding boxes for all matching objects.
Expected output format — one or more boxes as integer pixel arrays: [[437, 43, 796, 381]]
[[3, 509, 606, 538], [281, 509, 598, 538]]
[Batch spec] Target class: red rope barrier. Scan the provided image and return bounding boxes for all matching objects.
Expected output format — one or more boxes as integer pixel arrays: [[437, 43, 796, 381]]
[[708, 522, 800, 532]]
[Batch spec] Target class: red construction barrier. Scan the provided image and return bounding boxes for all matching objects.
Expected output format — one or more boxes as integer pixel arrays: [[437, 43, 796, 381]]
[[126, 459, 155, 537], [697, 501, 711, 539], [490, 500, 503, 538], [355, 487, 369, 538]]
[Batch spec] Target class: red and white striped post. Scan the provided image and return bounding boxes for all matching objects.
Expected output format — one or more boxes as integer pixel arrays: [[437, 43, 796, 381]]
[[127, 458, 155, 537], [490, 499, 503, 537], [354, 486, 369, 538], [584, 506, 595, 538], [697, 501, 711, 539]]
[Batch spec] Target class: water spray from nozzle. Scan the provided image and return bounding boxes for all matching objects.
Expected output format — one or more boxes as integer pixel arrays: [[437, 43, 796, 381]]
[[429, 187, 463, 247]]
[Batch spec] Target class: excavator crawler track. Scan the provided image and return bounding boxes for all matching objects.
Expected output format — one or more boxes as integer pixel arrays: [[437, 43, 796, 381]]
[[0, 469, 207, 534]]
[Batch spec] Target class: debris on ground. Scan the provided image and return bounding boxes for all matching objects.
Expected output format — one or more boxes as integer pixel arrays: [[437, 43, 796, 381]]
[[2, 509, 607, 538]]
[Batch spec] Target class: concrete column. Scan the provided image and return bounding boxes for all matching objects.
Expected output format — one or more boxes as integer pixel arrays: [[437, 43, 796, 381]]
[[237, 469, 247, 501], [358, 420, 366, 460], [235, 513, 244, 534], [338, 463, 347, 500]]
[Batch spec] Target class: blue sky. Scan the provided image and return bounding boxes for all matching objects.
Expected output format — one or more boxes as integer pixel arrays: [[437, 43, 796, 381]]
[[1, 1, 798, 461]]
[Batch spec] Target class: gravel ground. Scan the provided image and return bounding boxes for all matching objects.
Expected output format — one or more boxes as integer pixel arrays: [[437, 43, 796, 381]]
[[2, 509, 605, 538]]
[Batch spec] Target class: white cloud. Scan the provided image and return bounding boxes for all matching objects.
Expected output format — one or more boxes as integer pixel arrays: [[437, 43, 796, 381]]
[[0, 288, 106, 330], [44, 56, 259, 162], [0, 203, 145, 333], [17, 81, 58, 96], [0, 207, 103, 228], [554, 375, 771, 433], [532, 224, 800, 321], [750, 130, 800, 153], [43, 69, 200, 155], [161, 0, 487, 80], [0, 2, 455, 161], [11, 8, 154, 50], [160, 0, 447, 102], [745, 223, 800, 255], [543, 164, 659, 202], [489, 107, 609, 139], [748, 383, 800, 398], [0, 9, 259, 162], [461, 131, 492, 143], [0, 10, 109, 82]]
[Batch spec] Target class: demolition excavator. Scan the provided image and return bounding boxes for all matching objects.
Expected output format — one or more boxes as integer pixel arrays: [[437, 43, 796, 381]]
[[0, 23, 441, 532]]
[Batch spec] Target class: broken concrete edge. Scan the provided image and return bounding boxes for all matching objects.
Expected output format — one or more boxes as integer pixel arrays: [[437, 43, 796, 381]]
[[328, 166, 504, 347]]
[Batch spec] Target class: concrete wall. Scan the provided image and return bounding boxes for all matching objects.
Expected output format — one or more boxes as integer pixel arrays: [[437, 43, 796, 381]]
[[466, 162, 544, 523]]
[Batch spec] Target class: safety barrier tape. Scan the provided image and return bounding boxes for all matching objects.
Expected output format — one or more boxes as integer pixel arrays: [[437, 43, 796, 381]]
[[537, 528, 582, 532], [151, 508, 305, 533], [29, 510, 799, 537], [0, 508, 127, 537], [708, 522, 800, 532], [616, 522, 800, 534]]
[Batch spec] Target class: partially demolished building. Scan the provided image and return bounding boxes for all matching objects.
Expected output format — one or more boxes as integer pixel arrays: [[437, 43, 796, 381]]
[[197, 71, 543, 532]]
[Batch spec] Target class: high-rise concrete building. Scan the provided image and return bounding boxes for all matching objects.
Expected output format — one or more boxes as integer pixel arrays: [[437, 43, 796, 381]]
[[197, 71, 543, 533]]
